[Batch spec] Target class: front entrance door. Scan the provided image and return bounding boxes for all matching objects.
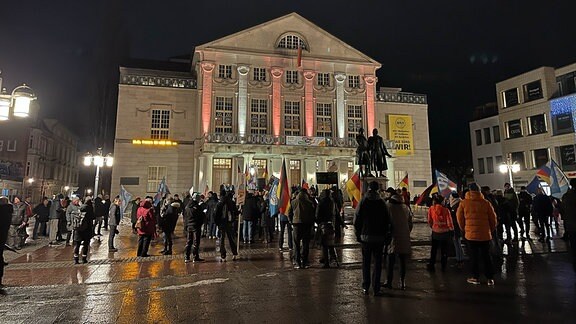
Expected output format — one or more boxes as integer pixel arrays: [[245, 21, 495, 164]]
[[212, 158, 232, 191], [290, 159, 301, 186]]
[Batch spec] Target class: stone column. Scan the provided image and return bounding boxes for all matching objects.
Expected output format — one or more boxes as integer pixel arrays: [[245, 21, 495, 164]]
[[304, 158, 317, 185], [334, 73, 346, 139], [364, 75, 377, 133], [303, 70, 316, 137], [271, 67, 284, 137], [204, 153, 214, 191], [386, 157, 396, 184], [318, 156, 327, 172], [197, 155, 207, 192], [201, 62, 215, 135], [237, 65, 250, 137]]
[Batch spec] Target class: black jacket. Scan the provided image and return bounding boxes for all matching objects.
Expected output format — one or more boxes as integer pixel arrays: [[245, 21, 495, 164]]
[[0, 202, 13, 247], [533, 193, 553, 217], [205, 196, 219, 223], [94, 197, 107, 217], [354, 191, 391, 243], [33, 203, 50, 223], [75, 202, 95, 242], [215, 195, 238, 225], [162, 202, 180, 232], [518, 191, 533, 214], [185, 201, 205, 231], [316, 193, 337, 224], [242, 194, 261, 221]]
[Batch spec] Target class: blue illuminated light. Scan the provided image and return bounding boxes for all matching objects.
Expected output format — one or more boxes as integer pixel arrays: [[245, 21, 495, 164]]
[[550, 94, 576, 133]]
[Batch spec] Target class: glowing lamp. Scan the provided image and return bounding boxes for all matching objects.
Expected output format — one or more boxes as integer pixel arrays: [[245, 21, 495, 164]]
[[13, 96, 31, 118], [93, 155, 104, 167], [83, 155, 92, 166], [0, 98, 10, 120], [105, 154, 114, 167], [499, 164, 508, 174], [511, 164, 520, 173]]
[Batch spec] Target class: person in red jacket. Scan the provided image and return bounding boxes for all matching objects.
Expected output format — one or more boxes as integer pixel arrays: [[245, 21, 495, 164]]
[[136, 198, 156, 257], [427, 195, 454, 272]]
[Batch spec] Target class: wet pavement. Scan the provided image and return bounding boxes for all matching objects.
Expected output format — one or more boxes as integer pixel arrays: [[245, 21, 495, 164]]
[[1, 207, 574, 323]]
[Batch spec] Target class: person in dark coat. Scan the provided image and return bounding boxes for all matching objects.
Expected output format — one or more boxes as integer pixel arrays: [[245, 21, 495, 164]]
[[0, 196, 13, 288], [130, 197, 141, 234], [560, 178, 576, 272], [184, 194, 205, 262], [289, 189, 316, 269], [242, 191, 259, 244], [108, 197, 122, 252], [518, 186, 533, 239], [330, 186, 345, 241], [136, 199, 156, 257], [354, 181, 391, 296], [57, 199, 70, 246], [205, 192, 219, 239], [32, 198, 50, 240], [161, 198, 180, 255], [385, 193, 413, 290], [315, 189, 340, 268], [9, 197, 28, 250], [533, 188, 553, 242], [215, 191, 238, 261], [93, 195, 106, 236], [102, 195, 111, 231], [448, 191, 464, 267], [74, 199, 95, 264]]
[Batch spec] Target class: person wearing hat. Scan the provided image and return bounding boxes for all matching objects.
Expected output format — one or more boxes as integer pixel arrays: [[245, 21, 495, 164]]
[[457, 183, 498, 286], [354, 181, 391, 296]]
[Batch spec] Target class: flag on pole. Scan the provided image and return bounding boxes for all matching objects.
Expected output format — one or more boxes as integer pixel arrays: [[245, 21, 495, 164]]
[[537, 159, 569, 198], [153, 177, 170, 206], [277, 159, 291, 214], [435, 170, 457, 199], [120, 185, 133, 214], [263, 164, 269, 179], [415, 182, 436, 206], [346, 170, 362, 208], [397, 173, 409, 190], [525, 176, 541, 195], [297, 43, 303, 67], [269, 176, 279, 216]]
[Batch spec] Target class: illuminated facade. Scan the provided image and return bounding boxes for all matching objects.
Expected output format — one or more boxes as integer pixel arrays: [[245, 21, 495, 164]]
[[111, 13, 432, 197]]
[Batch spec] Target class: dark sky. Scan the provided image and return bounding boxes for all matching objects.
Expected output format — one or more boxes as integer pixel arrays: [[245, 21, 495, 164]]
[[2, 0, 575, 169]]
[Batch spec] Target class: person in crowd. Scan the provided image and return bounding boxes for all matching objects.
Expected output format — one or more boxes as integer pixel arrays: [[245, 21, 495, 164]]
[[448, 191, 465, 268], [533, 188, 553, 242], [136, 197, 156, 257], [278, 211, 293, 251], [517, 186, 533, 240], [73, 198, 95, 264], [551, 196, 561, 230], [384, 191, 412, 290], [48, 194, 63, 245], [0, 196, 13, 288], [261, 191, 274, 244], [32, 197, 50, 240], [503, 183, 519, 241], [184, 194, 206, 262], [316, 189, 339, 268], [330, 185, 345, 241], [560, 178, 576, 272], [494, 190, 510, 243], [130, 197, 141, 234], [215, 191, 238, 261], [182, 193, 192, 236], [93, 194, 106, 237], [427, 195, 454, 272], [205, 191, 219, 239], [66, 197, 81, 248], [354, 181, 391, 296], [242, 191, 259, 244], [102, 194, 111, 231], [107, 196, 121, 252], [58, 198, 70, 246], [161, 198, 180, 255], [289, 188, 315, 269], [9, 196, 28, 250], [401, 187, 411, 211], [481, 186, 501, 257], [457, 183, 497, 286]]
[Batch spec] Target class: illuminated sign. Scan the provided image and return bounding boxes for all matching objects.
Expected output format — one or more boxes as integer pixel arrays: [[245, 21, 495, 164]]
[[132, 139, 178, 146], [388, 114, 414, 156]]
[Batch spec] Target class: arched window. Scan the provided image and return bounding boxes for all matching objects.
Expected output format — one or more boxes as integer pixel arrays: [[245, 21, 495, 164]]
[[277, 34, 308, 50]]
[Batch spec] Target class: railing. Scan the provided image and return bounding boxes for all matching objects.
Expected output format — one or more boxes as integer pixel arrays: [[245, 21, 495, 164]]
[[376, 90, 427, 104]]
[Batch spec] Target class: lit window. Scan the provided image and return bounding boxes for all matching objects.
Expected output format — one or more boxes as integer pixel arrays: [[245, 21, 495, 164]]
[[151, 109, 170, 139], [316, 103, 332, 137], [214, 97, 234, 134], [523, 80, 543, 102], [253, 68, 266, 81], [213, 158, 232, 169], [505, 119, 523, 139], [286, 71, 299, 84], [250, 99, 268, 135], [483, 128, 491, 144], [502, 88, 519, 108], [284, 101, 301, 136], [347, 105, 363, 139], [493, 126, 501, 143], [218, 65, 232, 79], [317, 73, 330, 86], [528, 114, 547, 135], [147, 166, 167, 193], [348, 75, 360, 88], [486, 157, 494, 174], [511, 151, 526, 170], [478, 158, 485, 174], [277, 34, 307, 50], [252, 159, 267, 178], [532, 148, 549, 169]]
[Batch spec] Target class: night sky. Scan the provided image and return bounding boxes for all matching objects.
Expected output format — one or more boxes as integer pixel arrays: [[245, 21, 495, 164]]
[[2, 0, 575, 172]]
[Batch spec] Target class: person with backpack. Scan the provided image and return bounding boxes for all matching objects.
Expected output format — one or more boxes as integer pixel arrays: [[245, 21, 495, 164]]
[[136, 198, 156, 257], [184, 194, 206, 262], [72, 198, 95, 264], [215, 191, 238, 262], [427, 195, 454, 272]]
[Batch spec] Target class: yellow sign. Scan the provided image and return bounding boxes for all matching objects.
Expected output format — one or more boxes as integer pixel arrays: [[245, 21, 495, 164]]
[[132, 139, 178, 146], [388, 115, 414, 156]]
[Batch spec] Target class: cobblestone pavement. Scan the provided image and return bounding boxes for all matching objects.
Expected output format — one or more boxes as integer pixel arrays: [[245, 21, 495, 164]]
[[0, 207, 574, 323]]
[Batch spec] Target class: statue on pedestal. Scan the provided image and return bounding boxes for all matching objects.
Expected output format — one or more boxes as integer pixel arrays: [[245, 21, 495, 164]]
[[368, 128, 392, 178], [355, 128, 371, 178]]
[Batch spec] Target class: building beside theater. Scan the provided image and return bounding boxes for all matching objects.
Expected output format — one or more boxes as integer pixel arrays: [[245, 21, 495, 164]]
[[111, 13, 432, 197], [470, 62, 576, 190]]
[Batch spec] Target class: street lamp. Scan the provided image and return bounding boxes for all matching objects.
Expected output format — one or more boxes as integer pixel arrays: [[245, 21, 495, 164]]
[[83, 148, 113, 197], [0, 75, 37, 121], [499, 155, 520, 189]]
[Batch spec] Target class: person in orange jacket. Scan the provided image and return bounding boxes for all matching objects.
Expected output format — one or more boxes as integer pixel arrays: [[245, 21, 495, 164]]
[[427, 195, 454, 272]]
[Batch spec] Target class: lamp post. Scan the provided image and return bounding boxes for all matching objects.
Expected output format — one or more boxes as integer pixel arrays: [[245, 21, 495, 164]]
[[83, 148, 113, 197], [0, 73, 36, 121], [499, 155, 520, 189]]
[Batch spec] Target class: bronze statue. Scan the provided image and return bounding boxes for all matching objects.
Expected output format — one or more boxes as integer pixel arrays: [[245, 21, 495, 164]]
[[367, 128, 392, 177], [355, 128, 371, 178]]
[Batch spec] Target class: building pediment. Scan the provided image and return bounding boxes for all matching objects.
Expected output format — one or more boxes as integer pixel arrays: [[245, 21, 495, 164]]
[[195, 13, 380, 66]]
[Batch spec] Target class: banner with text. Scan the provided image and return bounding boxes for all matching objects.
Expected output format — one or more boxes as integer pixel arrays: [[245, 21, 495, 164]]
[[388, 114, 414, 156], [286, 136, 327, 147]]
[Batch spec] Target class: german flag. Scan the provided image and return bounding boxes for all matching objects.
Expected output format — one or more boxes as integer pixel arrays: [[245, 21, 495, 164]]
[[397, 173, 409, 190], [415, 182, 437, 206], [277, 159, 291, 215], [346, 170, 362, 208]]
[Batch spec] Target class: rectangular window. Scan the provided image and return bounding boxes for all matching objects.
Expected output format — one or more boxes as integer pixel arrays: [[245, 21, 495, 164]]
[[478, 158, 485, 174], [317, 73, 330, 86], [151, 109, 170, 139], [347, 105, 363, 139], [495, 155, 503, 166], [213, 158, 232, 169], [253, 68, 266, 81], [316, 103, 332, 137], [250, 99, 268, 134], [502, 88, 519, 108], [523, 80, 543, 102], [475, 129, 482, 146], [493, 125, 501, 143], [532, 148, 549, 169], [483, 127, 491, 144], [413, 180, 427, 187], [147, 166, 167, 193], [528, 114, 547, 135], [286, 71, 298, 84], [252, 159, 267, 178], [511, 151, 526, 170], [348, 75, 360, 88], [214, 97, 234, 134], [506, 119, 523, 139], [284, 101, 301, 136], [29, 135, 34, 149], [553, 113, 574, 135], [218, 65, 232, 79], [486, 157, 494, 174], [26, 161, 31, 177], [559, 145, 576, 171]]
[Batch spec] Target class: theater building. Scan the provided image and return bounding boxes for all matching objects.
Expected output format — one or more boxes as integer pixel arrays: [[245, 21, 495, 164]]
[[111, 13, 432, 197]]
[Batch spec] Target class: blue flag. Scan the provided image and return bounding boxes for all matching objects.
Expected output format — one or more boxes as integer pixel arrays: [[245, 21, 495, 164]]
[[120, 185, 133, 214], [154, 177, 171, 206], [549, 160, 569, 198], [435, 170, 457, 199], [525, 176, 541, 196], [268, 176, 279, 217]]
